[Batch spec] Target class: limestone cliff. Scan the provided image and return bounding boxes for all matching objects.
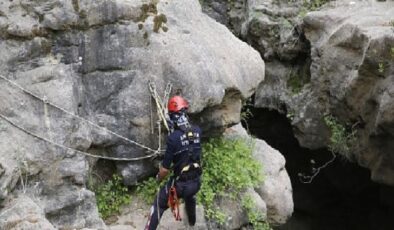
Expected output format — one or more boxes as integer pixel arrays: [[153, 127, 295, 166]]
[[203, 0, 394, 186], [0, 0, 295, 229]]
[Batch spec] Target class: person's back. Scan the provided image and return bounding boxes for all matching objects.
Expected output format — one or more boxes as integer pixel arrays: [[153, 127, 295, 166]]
[[144, 96, 202, 230], [163, 125, 202, 177]]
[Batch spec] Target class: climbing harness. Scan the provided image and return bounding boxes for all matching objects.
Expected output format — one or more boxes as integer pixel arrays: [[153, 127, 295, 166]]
[[0, 74, 171, 161], [168, 180, 182, 221], [174, 127, 202, 181]]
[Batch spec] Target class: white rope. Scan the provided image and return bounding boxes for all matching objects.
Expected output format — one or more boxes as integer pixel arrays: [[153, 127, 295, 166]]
[[0, 74, 158, 153], [148, 80, 170, 132], [298, 151, 337, 183], [0, 113, 160, 161], [0, 74, 170, 161]]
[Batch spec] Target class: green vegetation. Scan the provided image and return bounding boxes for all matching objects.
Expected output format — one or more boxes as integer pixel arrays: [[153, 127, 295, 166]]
[[287, 71, 310, 94], [241, 97, 254, 132], [298, 0, 330, 17], [134, 137, 267, 227], [198, 138, 264, 225], [153, 14, 168, 33], [324, 115, 357, 160], [242, 195, 272, 230], [304, 0, 330, 11], [136, 0, 168, 35], [241, 100, 253, 120], [95, 174, 131, 219], [136, 176, 168, 204], [378, 63, 385, 73], [138, 2, 158, 22]]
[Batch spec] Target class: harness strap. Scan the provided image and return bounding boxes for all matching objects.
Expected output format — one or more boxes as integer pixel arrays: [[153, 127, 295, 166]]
[[167, 182, 182, 221], [180, 163, 200, 174]]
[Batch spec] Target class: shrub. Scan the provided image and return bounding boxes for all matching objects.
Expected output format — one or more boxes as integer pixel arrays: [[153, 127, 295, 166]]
[[287, 70, 310, 94], [198, 137, 264, 224], [95, 174, 131, 219], [136, 176, 168, 204], [242, 195, 272, 230], [324, 115, 356, 160], [135, 137, 266, 227]]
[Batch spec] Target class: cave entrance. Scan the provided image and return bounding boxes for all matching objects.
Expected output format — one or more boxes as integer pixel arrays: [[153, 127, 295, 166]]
[[243, 107, 394, 230]]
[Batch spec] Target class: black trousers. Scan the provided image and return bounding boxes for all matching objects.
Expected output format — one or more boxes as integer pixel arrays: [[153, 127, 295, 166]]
[[145, 177, 201, 230]]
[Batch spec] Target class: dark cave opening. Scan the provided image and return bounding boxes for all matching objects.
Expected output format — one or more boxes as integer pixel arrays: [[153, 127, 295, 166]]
[[243, 108, 394, 230]]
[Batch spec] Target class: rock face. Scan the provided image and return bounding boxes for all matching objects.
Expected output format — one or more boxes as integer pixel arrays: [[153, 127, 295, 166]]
[[202, 0, 309, 61], [0, 0, 265, 228], [203, 0, 394, 186], [256, 0, 394, 186], [0, 195, 56, 230], [108, 199, 207, 230], [223, 124, 293, 226], [301, 1, 394, 186]]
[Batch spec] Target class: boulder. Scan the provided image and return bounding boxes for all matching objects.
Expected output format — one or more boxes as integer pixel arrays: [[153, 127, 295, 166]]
[[107, 198, 207, 230], [42, 186, 106, 229], [224, 124, 293, 226], [0, 195, 56, 230], [215, 188, 267, 229]]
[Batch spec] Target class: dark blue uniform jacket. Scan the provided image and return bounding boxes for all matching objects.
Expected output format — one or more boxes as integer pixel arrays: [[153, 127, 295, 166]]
[[161, 125, 202, 177]]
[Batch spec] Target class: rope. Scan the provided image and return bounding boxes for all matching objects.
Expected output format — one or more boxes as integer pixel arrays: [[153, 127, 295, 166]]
[[298, 151, 337, 183], [168, 178, 181, 221], [0, 113, 160, 161], [148, 80, 170, 131], [0, 74, 158, 153], [0, 74, 170, 161]]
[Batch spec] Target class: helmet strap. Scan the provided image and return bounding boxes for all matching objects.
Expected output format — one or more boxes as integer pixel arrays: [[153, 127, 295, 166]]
[[170, 112, 190, 130]]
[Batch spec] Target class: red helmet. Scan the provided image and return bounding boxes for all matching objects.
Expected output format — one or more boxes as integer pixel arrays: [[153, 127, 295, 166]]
[[168, 96, 189, 113]]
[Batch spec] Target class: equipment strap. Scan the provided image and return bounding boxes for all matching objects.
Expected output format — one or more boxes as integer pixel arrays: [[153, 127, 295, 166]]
[[168, 180, 182, 221]]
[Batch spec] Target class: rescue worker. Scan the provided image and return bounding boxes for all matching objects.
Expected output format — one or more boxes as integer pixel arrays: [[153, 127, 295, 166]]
[[144, 95, 202, 230]]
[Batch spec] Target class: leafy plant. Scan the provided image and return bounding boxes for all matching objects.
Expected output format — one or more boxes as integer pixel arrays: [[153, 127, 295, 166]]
[[241, 97, 254, 132], [241, 97, 254, 121], [136, 176, 167, 204], [95, 174, 131, 219], [324, 115, 357, 160], [242, 195, 272, 230], [287, 71, 310, 94], [378, 63, 385, 73], [198, 138, 263, 224], [153, 14, 167, 33]]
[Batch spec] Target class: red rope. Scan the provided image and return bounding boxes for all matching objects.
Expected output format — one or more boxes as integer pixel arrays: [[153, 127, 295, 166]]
[[168, 186, 182, 221]]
